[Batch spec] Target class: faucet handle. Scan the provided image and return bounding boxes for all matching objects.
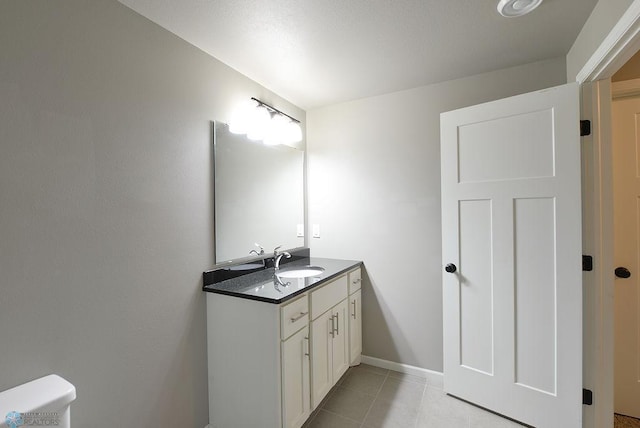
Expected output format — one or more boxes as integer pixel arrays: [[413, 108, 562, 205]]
[[249, 243, 265, 256], [273, 245, 283, 256]]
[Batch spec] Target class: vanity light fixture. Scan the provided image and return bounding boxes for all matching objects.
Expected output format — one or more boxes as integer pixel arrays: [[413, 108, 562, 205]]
[[246, 103, 270, 141], [497, 0, 542, 17], [229, 97, 302, 145]]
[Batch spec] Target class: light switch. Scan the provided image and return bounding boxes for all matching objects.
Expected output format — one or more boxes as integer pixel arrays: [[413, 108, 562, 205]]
[[297, 224, 304, 237], [312, 224, 320, 238]]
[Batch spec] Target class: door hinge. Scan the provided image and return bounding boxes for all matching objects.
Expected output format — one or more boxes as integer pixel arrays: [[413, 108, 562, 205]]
[[583, 255, 593, 272], [583, 388, 593, 405], [580, 120, 591, 137]]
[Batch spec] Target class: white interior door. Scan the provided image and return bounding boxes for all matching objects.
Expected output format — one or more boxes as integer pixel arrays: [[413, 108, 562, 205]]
[[441, 83, 582, 428], [612, 94, 640, 419]]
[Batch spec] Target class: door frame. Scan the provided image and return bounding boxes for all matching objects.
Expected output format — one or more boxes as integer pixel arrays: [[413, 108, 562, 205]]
[[577, 2, 640, 428]]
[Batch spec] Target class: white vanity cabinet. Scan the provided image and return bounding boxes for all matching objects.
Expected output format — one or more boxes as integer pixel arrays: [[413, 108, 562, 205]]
[[205, 263, 362, 428], [348, 268, 362, 365]]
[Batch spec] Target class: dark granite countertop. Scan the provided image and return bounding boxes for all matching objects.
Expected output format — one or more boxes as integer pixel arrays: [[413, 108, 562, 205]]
[[203, 257, 362, 304]]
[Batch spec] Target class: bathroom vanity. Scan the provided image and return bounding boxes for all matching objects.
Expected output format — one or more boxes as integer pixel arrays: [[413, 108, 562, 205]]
[[206, 120, 359, 427], [203, 255, 362, 428]]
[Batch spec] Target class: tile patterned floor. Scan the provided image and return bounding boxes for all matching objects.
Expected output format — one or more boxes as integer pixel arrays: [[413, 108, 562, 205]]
[[616, 414, 640, 428], [303, 364, 525, 428]]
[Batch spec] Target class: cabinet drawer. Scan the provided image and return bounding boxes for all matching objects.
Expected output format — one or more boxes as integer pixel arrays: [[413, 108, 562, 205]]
[[311, 275, 348, 320], [281, 295, 309, 340], [348, 268, 362, 294]]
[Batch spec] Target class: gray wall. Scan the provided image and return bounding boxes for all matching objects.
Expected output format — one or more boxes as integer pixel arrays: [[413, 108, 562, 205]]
[[566, 0, 633, 81], [0, 1, 304, 427], [306, 57, 567, 371]]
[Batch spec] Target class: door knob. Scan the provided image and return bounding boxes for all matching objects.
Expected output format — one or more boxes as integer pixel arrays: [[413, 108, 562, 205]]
[[445, 263, 457, 273], [615, 267, 631, 278]]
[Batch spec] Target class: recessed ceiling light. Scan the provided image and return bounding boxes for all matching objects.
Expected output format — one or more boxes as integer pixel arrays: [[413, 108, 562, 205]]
[[497, 0, 543, 17]]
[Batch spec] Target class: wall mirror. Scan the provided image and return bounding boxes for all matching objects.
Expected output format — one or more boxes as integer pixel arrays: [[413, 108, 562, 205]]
[[213, 121, 304, 264]]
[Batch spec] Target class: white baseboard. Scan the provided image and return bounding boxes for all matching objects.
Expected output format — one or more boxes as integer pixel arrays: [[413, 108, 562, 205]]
[[361, 355, 444, 388]]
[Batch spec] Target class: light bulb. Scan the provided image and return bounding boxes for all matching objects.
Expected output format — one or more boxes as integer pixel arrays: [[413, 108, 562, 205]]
[[284, 121, 303, 143], [264, 114, 288, 146], [247, 104, 270, 141], [229, 99, 258, 134]]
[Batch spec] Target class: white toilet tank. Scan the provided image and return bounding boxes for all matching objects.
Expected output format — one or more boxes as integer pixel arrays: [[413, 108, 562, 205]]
[[0, 375, 76, 428]]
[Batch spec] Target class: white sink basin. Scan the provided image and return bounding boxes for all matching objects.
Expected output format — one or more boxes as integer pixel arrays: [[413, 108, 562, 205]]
[[276, 266, 325, 278]]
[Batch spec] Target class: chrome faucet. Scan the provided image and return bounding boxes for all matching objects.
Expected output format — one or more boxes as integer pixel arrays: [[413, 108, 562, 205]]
[[273, 246, 291, 271]]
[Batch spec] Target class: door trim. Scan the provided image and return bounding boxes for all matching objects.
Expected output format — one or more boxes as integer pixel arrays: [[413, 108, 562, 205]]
[[577, 1, 640, 84], [580, 3, 640, 428]]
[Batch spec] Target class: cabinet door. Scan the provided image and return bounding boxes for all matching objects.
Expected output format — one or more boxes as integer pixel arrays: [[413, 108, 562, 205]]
[[282, 326, 311, 428], [331, 299, 349, 382], [311, 310, 333, 409], [349, 290, 362, 365]]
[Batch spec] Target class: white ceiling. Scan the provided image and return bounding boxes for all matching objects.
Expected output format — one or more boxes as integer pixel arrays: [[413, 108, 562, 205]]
[[118, 0, 598, 110]]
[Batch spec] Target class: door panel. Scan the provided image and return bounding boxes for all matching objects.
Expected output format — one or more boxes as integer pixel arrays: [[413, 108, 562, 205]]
[[457, 109, 555, 183], [514, 197, 557, 394], [612, 96, 640, 418], [441, 83, 582, 428], [459, 199, 494, 375]]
